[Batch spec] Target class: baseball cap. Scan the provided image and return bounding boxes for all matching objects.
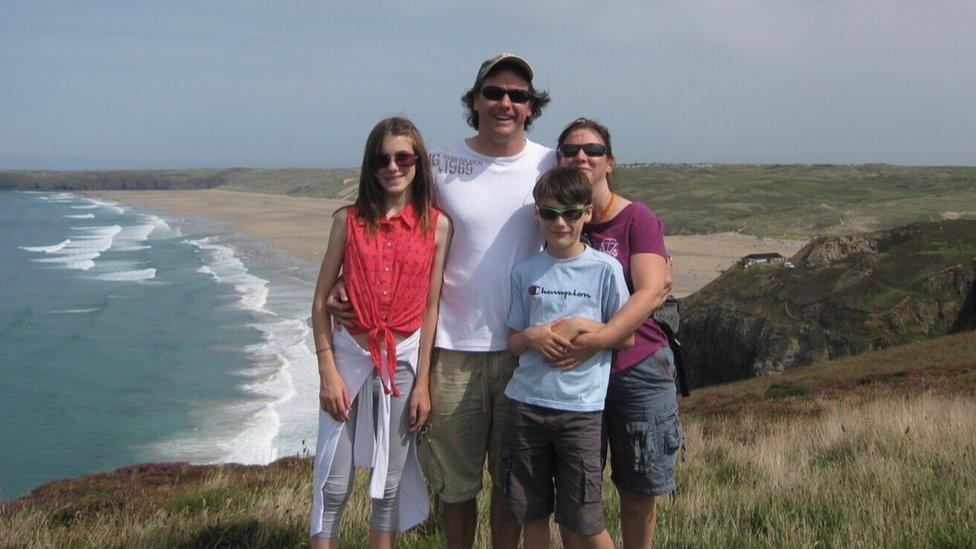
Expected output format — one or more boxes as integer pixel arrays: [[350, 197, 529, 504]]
[[475, 53, 534, 84]]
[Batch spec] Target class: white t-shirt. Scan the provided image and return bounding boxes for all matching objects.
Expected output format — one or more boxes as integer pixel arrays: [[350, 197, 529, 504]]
[[430, 138, 556, 351]]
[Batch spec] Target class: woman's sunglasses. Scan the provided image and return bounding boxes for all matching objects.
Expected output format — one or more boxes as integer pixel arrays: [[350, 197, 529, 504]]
[[557, 143, 608, 158], [372, 152, 418, 169], [480, 86, 531, 104], [537, 205, 588, 222]]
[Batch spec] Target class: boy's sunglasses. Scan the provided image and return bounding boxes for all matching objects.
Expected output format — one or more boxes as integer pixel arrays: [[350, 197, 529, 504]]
[[480, 86, 531, 104], [557, 143, 608, 158], [372, 152, 418, 169], [537, 205, 588, 222]]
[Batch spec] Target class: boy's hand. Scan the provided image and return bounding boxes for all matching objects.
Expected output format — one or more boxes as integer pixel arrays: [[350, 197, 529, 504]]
[[525, 322, 573, 362]]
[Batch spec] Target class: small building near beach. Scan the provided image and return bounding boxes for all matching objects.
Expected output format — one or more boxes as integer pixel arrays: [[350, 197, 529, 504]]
[[740, 252, 787, 267]]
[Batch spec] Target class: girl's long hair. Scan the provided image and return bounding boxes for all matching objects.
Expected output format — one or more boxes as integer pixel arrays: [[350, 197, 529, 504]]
[[355, 116, 434, 235]]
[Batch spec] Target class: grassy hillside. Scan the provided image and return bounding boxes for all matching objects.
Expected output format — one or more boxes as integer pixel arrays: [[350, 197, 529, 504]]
[[4, 331, 974, 547], [214, 168, 358, 199], [613, 163, 976, 237], [4, 164, 975, 238], [0, 168, 357, 199]]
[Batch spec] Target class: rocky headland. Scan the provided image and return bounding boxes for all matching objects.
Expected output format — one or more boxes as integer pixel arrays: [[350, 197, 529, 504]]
[[679, 220, 976, 387]]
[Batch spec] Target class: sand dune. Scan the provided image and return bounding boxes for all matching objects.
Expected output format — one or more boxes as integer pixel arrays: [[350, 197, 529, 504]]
[[88, 189, 805, 297]]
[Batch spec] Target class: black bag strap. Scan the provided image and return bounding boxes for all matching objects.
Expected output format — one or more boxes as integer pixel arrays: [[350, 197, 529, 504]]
[[652, 296, 690, 397], [656, 321, 691, 397]]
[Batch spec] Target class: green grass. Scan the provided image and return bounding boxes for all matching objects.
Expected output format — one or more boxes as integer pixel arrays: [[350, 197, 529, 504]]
[[763, 381, 809, 399], [612, 163, 976, 238], [3, 331, 974, 547]]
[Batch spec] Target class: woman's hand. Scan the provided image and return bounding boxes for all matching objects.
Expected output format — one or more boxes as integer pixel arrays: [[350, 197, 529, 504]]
[[548, 317, 604, 369], [319, 370, 351, 422], [408, 383, 431, 433], [551, 316, 601, 341], [553, 331, 606, 370], [325, 279, 357, 329]]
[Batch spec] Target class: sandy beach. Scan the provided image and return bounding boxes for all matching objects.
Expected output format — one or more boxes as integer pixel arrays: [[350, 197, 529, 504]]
[[89, 189, 805, 297]]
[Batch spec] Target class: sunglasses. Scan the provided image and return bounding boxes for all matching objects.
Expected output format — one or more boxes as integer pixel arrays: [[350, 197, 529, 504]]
[[537, 205, 588, 222], [480, 86, 531, 104], [557, 143, 608, 158], [372, 152, 418, 169]]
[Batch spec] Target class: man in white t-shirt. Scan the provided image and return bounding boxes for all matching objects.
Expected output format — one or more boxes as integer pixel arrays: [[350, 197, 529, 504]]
[[329, 53, 555, 548], [422, 54, 555, 549]]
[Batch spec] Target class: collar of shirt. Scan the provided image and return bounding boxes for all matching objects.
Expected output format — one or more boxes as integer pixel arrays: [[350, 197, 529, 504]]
[[353, 203, 418, 230]]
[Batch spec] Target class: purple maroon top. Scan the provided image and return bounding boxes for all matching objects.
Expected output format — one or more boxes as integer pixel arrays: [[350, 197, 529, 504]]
[[583, 201, 670, 374]]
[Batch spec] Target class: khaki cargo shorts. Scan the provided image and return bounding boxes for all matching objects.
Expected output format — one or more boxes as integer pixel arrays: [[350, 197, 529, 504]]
[[419, 348, 518, 503]]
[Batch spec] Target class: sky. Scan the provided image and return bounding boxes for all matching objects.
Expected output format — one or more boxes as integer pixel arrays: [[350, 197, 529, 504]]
[[2, 1, 974, 169]]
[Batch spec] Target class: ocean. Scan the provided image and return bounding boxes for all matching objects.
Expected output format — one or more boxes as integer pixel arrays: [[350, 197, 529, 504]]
[[0, 191, 319, 500]]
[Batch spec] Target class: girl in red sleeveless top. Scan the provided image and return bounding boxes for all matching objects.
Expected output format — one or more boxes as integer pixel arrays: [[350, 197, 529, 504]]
[[308, 117, 452, 547]]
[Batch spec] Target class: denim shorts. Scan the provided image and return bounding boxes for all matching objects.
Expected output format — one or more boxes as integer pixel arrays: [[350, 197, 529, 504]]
[[605, 347, 683, 496]]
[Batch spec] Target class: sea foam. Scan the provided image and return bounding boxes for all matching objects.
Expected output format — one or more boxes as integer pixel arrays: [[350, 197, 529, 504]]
[[20, 239, 71, 253], [50, 308, 100, 314], [82, 197, 126, 214], [152, 237, 318, 465], [20, 193, 169, 274], [187, 237, 272, 314], [94, 268, 157, 282], [24, 225, 121, 270]]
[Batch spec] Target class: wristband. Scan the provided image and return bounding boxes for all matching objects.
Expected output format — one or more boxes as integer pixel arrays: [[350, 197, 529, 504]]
[[315, 346, 331, 355]]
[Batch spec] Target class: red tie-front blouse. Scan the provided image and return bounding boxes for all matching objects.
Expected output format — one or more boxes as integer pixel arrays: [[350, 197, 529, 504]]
[[343, 204, 439, 396]]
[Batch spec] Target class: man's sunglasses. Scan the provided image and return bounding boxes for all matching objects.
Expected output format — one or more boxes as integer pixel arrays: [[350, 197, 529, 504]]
[[537, 205, 588, 222], [557, 143, 608, 158], [372, 152, 419, 169], [480, 86, 531, 104]]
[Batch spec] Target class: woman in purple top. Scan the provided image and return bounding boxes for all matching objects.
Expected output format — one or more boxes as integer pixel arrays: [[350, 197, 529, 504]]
[[555, 118, 683, 548]]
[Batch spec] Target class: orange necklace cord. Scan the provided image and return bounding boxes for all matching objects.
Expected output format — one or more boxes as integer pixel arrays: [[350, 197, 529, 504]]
[[597, 193, 617, 223]]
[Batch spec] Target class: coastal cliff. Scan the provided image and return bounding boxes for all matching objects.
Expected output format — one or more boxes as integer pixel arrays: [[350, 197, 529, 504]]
[[0, 168, 357, 198], [679, 220, 976, 387]]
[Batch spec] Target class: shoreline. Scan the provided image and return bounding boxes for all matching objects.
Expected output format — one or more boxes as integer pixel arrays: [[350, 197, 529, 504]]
[[84, 191, 322, 468], [86, 189, 806, 297], [86, 190, 345, 269], [1, 191, 321, 499]]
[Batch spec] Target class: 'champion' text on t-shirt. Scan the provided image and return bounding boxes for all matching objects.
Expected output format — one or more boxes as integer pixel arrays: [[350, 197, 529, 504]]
[[527, 285, 592, 299]]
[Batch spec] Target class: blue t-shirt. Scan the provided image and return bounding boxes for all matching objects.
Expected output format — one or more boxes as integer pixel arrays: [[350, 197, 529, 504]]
[[505, 246, 630, 411]]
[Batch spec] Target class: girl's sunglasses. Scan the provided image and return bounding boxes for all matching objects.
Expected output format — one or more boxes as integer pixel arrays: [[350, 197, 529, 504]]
[[557, 143, 608, 158], [537, 205, 587, 222], [372, 152, 418, 169], [480, 86, 531, 104]]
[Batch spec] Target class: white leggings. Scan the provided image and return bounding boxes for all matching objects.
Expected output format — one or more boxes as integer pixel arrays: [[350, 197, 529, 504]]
[[315, 361, 415, 538]]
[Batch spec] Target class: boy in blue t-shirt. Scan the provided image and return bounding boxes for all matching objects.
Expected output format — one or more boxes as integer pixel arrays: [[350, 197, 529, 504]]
[[504, 167, 633, 549]]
